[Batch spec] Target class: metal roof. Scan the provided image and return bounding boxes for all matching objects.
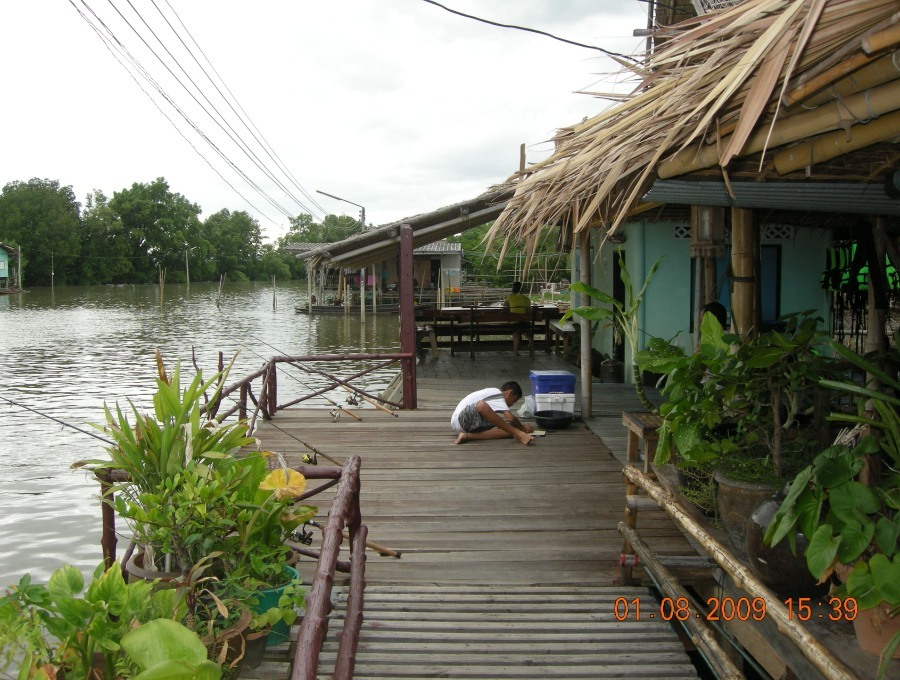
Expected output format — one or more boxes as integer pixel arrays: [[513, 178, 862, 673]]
[[414, 240, 462, 255], [643, 180, 900, 218], [292, 189, 510, 269]]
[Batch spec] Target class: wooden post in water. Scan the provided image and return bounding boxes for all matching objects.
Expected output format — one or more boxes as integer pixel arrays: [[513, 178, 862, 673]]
[[398, 224, 417, 409]]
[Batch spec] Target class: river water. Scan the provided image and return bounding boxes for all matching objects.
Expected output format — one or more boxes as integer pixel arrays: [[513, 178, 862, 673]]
[[0, 282, 399, 586]]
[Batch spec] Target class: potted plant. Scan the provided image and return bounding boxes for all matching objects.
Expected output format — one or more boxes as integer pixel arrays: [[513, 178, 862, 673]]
[[764, 342, 899, 673], [78, 354, 316, 656], [0, 561, 221, 680], [77, 352, 257, 577], [222, 466, 315, 648], [640, 312, 840, 523]]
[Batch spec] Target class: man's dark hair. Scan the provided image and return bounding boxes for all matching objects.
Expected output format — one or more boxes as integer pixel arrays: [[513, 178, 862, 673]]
[[701, 301, 727, 328], [500, 381, 523, 399], [511, 281, 523, 294]]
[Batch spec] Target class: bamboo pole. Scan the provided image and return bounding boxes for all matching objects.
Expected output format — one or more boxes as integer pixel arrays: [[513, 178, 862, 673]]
[[862, 23, 900, 54], [308, 520, 401, 558], [731, 208, 756, 340], [622, 465, 858, 680], [618, 523, 744, 680], [774, 108, 900, 174], [783, 50, 895, 107], [659, 79, 900, 178]]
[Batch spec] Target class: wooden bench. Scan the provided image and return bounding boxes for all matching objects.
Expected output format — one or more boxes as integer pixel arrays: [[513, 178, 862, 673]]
[[548, 319, 576, 355], [622, 411, 663, 474]]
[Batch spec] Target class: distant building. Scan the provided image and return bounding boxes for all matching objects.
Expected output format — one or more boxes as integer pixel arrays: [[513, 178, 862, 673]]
[[0, 243, 19, 291]]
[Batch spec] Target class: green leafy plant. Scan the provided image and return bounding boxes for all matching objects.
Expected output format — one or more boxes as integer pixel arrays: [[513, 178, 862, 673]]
[[640, 311, 841, 485], [78, 352, 256, 500], [0, 561, 212, 680], [121, 618, 222, 680], [561, 252, 663, 410], [765, 342, 899, 672]]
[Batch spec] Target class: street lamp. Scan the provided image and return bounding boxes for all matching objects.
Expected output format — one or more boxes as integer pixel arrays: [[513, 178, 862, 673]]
[[316, 190, 368, 316], [315, 190, 365, 232]]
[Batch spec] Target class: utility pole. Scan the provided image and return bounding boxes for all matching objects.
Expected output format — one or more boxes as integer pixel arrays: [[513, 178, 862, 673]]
[[316, 190, 367, 318]]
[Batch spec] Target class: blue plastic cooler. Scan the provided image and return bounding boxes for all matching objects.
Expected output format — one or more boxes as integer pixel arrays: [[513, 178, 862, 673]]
[[529, 370, 576, 394]]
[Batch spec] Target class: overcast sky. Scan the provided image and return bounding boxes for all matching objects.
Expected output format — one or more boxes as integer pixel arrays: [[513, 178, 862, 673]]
[[2, 1, 647, 242]]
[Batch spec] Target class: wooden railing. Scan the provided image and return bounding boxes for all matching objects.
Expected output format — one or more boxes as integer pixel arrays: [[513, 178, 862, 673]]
[[620, 465, 857, 680], [291, 456, 365, 680], [202, 352, 417, 428]]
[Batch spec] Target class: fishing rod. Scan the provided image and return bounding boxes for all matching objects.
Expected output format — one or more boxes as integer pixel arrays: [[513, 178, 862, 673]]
[[0, 395, 115, 446], [227, 334, 363, 423], [193, 343, 347, 465], [246, 334, 398, 417]]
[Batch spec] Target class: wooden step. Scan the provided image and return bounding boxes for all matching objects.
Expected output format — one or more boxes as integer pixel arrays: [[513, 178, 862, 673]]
[[314, 584, 699, 679]]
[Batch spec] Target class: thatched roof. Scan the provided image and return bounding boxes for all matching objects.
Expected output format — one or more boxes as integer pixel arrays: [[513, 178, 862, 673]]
[[488, 0, 900, 256]]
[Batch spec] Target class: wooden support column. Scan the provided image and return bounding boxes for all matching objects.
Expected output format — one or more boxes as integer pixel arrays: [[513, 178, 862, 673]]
[[691, 206, 726, 344], [731, 208, 758, 339], [579, 229, 592, 418], [398, 224, 417, 409]]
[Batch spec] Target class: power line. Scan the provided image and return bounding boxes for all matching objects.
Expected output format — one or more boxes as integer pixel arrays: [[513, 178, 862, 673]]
[[99, 0, 296, 220], [71, 0, 327, 226], [68, 0, 279, 225], [159, 0, 327, 217], [418, 0, 639, 63]]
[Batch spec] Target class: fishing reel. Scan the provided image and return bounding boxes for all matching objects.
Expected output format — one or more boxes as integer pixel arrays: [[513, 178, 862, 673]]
[[302, 452, 318, 465], [345, 394, 360, 406], [291, 525, 314, 546]]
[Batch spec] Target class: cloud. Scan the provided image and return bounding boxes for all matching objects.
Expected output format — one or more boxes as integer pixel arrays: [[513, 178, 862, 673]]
[[0, 0, 647, 240]]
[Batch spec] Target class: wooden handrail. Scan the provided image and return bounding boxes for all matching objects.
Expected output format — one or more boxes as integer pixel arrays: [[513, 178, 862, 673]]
[[622, 465, 857, 680], [292, 455, 364, 680]]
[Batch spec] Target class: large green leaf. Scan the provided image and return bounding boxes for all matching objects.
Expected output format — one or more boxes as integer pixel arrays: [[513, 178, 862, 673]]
[[812, 450, 860, 487], [829, 482, 881, 523], [806, 525, 840, 579], [874, 516, 899, 557], [836, 520, 875, 564], [743, 347, 784, 369], [47, 565, 84, 601], [122, 618, 221, 679], [845, 561, 882, 610], [85, 563, 128, 617], [869, 553, 900, 605]]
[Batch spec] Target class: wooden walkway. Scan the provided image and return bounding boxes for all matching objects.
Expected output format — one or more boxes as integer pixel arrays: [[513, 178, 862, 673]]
[[243, 352, 700, 679]]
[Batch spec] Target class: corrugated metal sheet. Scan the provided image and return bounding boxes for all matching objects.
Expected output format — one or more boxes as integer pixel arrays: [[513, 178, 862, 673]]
[[643, 180, 900, 216]]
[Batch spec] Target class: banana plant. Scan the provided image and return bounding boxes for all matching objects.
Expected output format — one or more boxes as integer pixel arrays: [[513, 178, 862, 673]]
[[562, 252, 663, 411]]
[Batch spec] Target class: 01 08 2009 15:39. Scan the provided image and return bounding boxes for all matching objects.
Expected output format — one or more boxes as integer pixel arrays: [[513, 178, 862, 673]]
[[613, 596, 858, 622]]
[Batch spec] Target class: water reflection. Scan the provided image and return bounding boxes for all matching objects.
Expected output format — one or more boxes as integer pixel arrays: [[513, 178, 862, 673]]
[[0, 282, 399, 584]]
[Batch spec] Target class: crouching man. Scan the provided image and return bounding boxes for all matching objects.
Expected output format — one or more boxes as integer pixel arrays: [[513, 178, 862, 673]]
[[450, 381, 534, 446]]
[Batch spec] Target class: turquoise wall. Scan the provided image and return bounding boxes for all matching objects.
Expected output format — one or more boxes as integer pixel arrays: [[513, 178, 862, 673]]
[[586, 221, 832, 383]]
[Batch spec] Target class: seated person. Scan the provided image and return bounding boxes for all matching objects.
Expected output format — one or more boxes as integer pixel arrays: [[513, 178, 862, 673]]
[[504, 281, 532, 356], [451, 381, 534, 446]]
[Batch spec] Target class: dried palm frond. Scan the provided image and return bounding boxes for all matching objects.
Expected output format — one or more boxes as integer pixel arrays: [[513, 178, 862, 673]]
[[487, 0, 900, 259]]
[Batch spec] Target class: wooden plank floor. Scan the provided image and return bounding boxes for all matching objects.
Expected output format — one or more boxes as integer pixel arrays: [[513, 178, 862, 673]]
[[242, 352, 699, 679]]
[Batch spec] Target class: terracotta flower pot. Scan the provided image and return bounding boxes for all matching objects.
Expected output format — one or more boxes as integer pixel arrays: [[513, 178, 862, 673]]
[[853, 602, 900, 658], [125, 551, 182, 586]]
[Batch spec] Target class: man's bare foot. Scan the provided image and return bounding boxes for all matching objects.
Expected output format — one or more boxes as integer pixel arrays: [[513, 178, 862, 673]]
[[454, 432, 470, 445]]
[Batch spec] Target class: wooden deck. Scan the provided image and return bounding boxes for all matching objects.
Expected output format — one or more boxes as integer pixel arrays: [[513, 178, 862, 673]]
[[242, 352, 701, 678]]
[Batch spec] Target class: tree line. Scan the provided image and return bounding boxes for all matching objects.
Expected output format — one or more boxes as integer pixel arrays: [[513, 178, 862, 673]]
[[0, 177, 569, 288], [0, 177, 364, 286]]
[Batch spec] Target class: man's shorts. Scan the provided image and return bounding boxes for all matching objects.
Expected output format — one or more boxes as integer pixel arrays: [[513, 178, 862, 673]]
[[456, 404, 493, 433]]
